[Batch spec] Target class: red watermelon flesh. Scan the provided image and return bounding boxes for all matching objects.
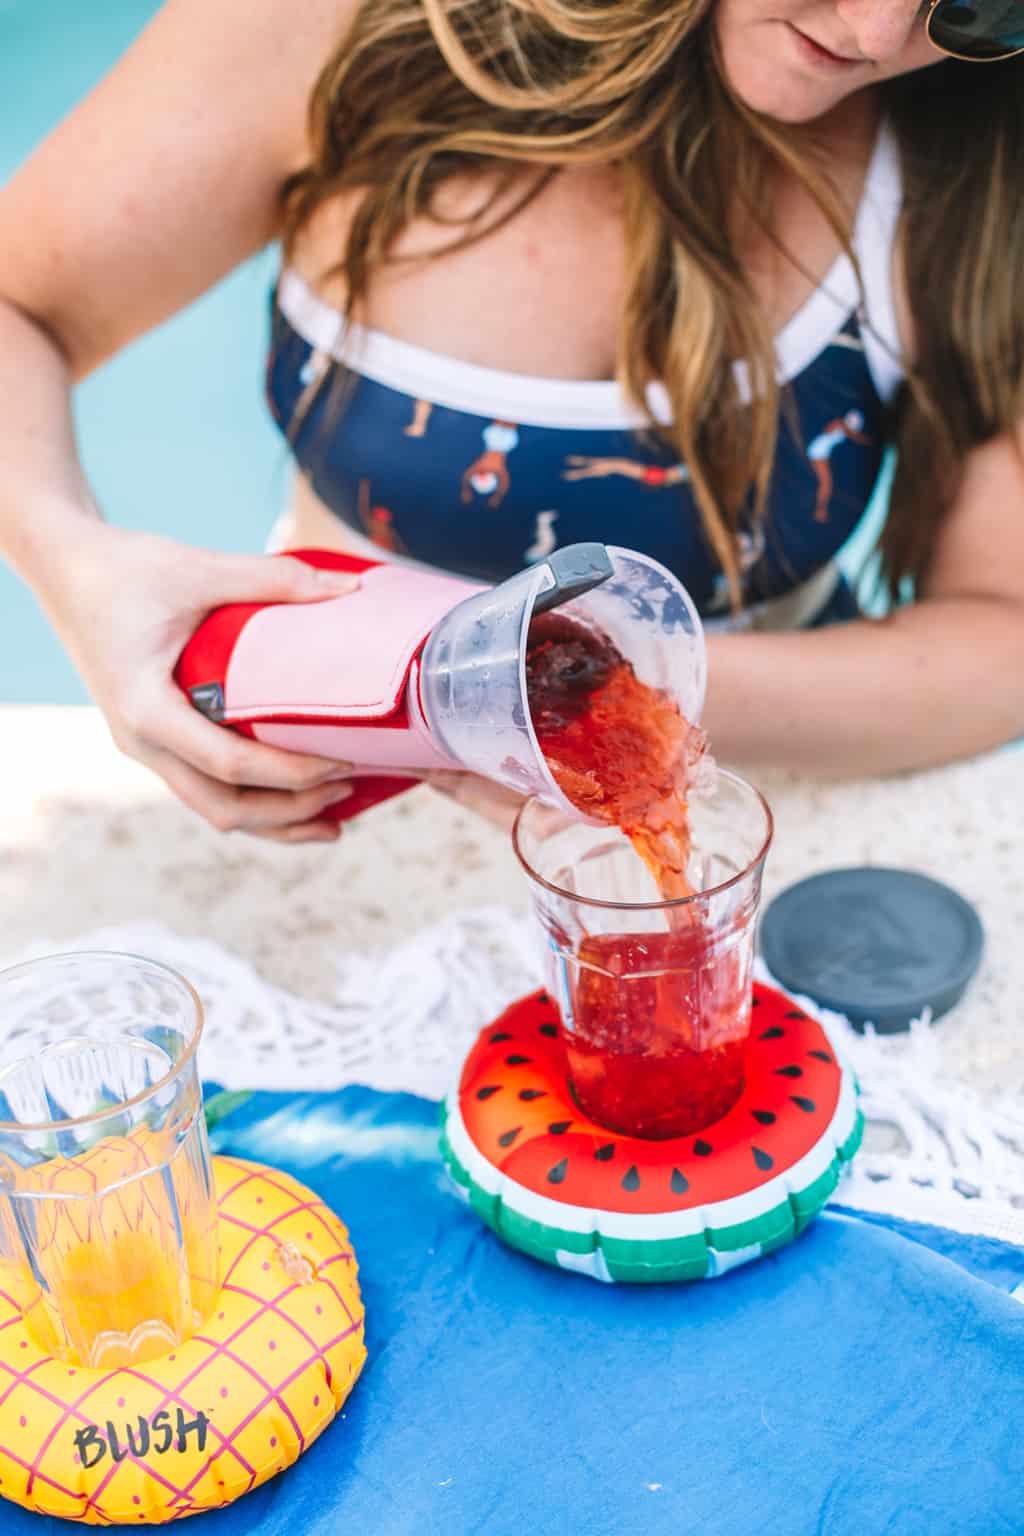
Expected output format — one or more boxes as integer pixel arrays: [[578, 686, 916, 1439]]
[[459, 984, 842, 1214], [458, 994, 596, 1166], [458, 996, 567, 1096]]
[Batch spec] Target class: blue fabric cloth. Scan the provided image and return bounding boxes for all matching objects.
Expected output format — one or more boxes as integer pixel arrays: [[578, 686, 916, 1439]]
[[10, 1084, 1024, 1535]]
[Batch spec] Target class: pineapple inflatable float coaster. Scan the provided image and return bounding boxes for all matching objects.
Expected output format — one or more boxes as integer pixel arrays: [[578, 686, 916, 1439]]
[[442, 982, 862, 1282], [0, 1157, 366, 1524]]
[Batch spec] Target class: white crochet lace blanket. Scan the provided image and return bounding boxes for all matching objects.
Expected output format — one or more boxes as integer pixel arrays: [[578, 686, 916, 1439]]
[[5, 911, 1024, 1249]]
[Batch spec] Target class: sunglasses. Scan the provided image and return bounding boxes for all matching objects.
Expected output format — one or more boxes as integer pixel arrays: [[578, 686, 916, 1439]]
[[926, 0, 1024, 59]]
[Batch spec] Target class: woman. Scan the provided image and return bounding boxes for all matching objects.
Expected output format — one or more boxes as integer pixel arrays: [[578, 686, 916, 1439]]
[[0, 0, 1021, 843]]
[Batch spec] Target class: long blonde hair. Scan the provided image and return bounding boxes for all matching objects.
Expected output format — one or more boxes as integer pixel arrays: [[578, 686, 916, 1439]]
[[281, 0, 1024, 600]]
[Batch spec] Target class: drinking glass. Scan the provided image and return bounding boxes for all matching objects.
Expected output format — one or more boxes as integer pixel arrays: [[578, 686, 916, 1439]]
[[513, 768, 773, 1139], [0, 953, 218, 1368]]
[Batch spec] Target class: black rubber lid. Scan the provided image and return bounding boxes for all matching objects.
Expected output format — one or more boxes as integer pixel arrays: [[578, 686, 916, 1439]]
[[759, 867, 984, 1034]]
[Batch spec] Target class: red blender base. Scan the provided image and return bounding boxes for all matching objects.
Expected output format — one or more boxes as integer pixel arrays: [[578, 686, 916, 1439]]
[[440, 982, 863, 1283]]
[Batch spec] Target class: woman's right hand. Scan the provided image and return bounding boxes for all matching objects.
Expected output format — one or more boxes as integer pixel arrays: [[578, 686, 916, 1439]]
[[42, 522, 362, 843]]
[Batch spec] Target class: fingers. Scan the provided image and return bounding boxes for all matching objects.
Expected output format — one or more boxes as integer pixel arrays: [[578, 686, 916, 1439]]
[[146, 746, 353, 836], [256, 820, 344, 845], [152, 689, 356, 791], [424, 770, 525, 832], [201, 553, 360, 607]]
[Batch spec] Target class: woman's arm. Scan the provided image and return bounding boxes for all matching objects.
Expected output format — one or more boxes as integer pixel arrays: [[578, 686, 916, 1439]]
[[0, 0, 348, 384], [703, 426, 1024, 775], [0, 0, 368, 841]]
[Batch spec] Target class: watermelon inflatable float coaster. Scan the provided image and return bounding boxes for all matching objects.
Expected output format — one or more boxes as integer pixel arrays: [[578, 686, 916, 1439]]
[[441, 982, 862, 1283]]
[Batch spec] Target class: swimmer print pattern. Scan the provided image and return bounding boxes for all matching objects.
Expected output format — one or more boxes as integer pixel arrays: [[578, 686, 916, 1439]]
[[267, 301, 884, 616]]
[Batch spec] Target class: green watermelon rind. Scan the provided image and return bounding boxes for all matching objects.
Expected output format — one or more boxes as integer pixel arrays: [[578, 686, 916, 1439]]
[[440, 1027, 863, 1284]]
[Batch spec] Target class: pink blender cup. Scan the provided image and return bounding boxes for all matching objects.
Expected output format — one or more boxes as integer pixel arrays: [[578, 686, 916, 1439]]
[[176, 544, 706, 822]]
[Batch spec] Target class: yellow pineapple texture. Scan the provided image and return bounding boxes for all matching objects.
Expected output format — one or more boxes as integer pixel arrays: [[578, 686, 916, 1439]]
[[0, 1157, 367, 1524]]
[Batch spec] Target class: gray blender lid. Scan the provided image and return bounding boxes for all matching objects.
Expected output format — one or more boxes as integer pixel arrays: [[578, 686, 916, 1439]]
[[759, 867, 984, 1034]]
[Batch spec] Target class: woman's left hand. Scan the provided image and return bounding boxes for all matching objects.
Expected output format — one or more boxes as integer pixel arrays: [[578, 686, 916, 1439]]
[[423, 771, 527, 832]]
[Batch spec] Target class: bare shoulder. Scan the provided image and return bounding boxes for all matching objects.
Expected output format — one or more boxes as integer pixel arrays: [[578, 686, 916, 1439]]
[[0, 0, 356, 375]]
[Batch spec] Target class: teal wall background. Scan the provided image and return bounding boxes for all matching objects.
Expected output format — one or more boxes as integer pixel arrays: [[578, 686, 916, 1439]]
[[0, 0, 287, 703]]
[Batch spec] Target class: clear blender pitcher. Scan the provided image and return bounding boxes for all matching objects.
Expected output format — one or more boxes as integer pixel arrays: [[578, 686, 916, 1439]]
[[176, 543, 707, 820], [419, 543, 707, 811]]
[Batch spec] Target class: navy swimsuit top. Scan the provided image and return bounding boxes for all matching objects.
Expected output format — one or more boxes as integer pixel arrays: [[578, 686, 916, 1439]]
[[266, 126, 904, 625]]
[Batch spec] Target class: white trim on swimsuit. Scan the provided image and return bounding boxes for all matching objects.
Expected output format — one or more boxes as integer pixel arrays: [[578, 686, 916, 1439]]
[[275, 123, 906, 432]]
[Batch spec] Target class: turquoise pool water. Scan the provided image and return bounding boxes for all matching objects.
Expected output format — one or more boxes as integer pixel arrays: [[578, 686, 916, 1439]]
[[0, 0, 286, 703], [0, 0, 887, 704]]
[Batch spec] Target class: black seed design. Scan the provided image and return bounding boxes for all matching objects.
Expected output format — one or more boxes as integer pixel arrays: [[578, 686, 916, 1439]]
[[594, 1144, 616, 1162], [751, 995, 761, 1006], [791, 1096, 817, 1113], [547, 1159, 568, 1185], [670, 1169, 689, 1195], [751, 1109, 777, 1126], [489, 1031, 513, 1043], [759, 1027, 785, 1040], [505, 1054, 532, 1066], [548, 1121, 572, 1135], [774, 1065, 803, 1078], [621, 1165, 641, 1192], [498, 1127, 521, 1148], [476, 1086, 501, 1101], [752, 1146, 774, 1172], [539, 1023, 559, 1039], [539, 991, 551, 1004], [694, 1139, 713, 1156], [809, 1049, 833, 1064], [519, 1089, 546, 1102], [785, 1010, 807, 1020]]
